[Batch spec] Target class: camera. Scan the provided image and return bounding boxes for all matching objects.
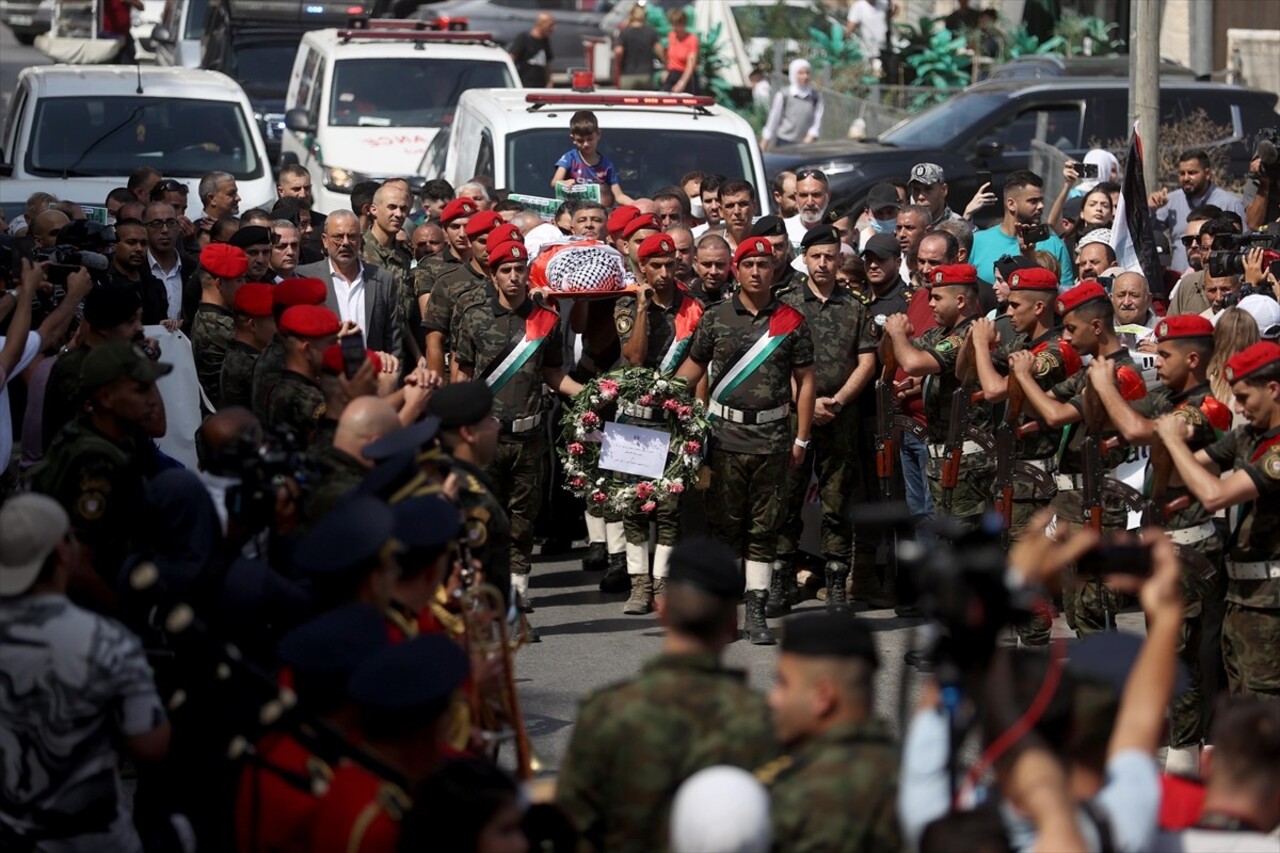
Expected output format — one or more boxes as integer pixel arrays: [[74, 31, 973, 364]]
[[1207, 232, 1280, 278], [1079, 163, 1099, 179], [1252, 126, 1279, 178], [222, 427, 318, 527], [33, 245, 111, 285]]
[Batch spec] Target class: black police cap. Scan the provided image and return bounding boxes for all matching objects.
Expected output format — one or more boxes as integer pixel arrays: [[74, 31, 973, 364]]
[[823, 206, 850, 225], [749, 215, 787, 238], [277, 602, 391, 677], [347, 634, 469, 712], [229, 225, 271, 249], [355, 451, 423, 501], [362, 415, 441, 463], [666, 536, 743, 600], [801, 225, 840, 251], [392, 494, 461, 552], [781, 610, 879, 667], [293, 495, 396, 577], [427, 381, 494, 429]]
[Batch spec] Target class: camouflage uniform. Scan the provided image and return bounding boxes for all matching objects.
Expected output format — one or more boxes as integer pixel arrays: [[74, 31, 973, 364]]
[[412, 248, 465, 307], [250, 338, 285, 423], [1203, 425, 1280, 699], [687, 275, 733, 308], [218, 339, 261, 411], [776, 276, 875, 563], [422, 260, 486, 357], [362, 229, 415, 333], [760, 718, 902, 853], [687, 295, 814, 562], [304, 443, 367, 527], [1131, 383, 1230, 741], [41, 345, 90, 447], [190, 303, 235, 405], [556, 652, 779, 852], [453, 286, 563, 578], [263, 369, 326, 443]]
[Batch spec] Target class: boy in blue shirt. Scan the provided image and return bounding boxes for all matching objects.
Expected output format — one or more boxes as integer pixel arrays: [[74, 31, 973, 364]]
[[552, 110, 634, 208]]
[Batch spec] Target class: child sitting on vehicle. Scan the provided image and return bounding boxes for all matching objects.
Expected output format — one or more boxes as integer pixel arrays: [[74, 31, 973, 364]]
[[551, 110, 634, 208]]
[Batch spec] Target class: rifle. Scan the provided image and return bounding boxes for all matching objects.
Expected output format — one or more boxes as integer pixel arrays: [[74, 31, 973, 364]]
[[994, 369, 1025, 538], [1144, 431, 1192, 527], [874, 336, 899, 498], [941, 331, 985, 514], [1080, 373, 1107, 532]]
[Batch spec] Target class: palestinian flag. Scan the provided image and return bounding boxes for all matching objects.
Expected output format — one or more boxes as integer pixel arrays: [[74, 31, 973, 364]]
[[1111, 121, 1165, 295]]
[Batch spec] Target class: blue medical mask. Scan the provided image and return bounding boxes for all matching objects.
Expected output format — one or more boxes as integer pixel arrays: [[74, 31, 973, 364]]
[[872, 216, 897, 234]]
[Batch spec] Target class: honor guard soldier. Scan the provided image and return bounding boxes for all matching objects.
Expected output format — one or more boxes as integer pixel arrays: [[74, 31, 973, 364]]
[[556, 538, 779, 853], [1090, 314, 1230, 770], [677, 237, 816, 645], [760, 610, 901, 852], [883, 263, 993, 530], [613, 232, 706, 614], [191, 242, 248, 405], [264, 305, 341, 442], [774, 225, 877, 613], [416, 197, 478, 359], [310, 634, 470, 853], [251, 277, 329, 422], [386, 493, 461, 643], [452, 240, 584, 612], [1010, 280, 1147, 634], [219, 283, 275, 411], [423, 207, 501, 375], [1157, 341, 1280, 702]]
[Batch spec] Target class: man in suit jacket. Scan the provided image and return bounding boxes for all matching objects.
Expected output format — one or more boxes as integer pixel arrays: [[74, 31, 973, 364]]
[[295, 210, 405, 369]]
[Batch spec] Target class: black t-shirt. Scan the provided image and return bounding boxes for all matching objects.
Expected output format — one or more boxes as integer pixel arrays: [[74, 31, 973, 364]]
[[617, 25, 658, 75], [509, 31, 553, 87]]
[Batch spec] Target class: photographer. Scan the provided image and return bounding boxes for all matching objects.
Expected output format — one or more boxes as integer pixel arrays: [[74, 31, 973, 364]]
[[1243, 129, 1280, 231], [1241, 245, 1279, 298]]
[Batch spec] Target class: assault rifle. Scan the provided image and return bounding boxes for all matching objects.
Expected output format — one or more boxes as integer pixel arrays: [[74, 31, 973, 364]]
[[875, 337, 900, 498], [1144, 433, 1192, 526], [993, 371, 1024, 538], [1080, 373, 1108, 532], [941, 331, 989, 514]]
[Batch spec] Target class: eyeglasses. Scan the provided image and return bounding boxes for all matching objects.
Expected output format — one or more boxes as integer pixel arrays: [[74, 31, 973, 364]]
[[157, 179, 187, 193], [796, 169, 828, 183], [146, 218, 179, 230], [327, 233, 360, 244]]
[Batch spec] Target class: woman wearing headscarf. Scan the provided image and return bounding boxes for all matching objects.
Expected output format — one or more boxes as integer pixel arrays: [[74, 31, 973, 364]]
[[761, 59, 824, 150]]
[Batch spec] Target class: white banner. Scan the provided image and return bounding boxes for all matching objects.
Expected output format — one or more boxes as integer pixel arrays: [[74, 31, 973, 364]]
[[144, 326, 203, 470]]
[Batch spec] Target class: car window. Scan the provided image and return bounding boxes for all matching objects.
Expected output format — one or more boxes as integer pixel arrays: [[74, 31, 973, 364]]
[[2, 85, 28, 161], [475, 132, 494, 183], [505, 127, 754, 199], [184, 0, 209, 40], [880, 92, 1006, 147], [232, 41, 301, 99], [295, 48, 317, 112], [990, 103, 1083, 154], [26, 96, 261, 180], [420, 130, 447, 178], [329, 58, 514, 128]]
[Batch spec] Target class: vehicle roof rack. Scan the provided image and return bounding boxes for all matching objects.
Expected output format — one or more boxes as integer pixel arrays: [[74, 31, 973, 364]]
[[524, 92, 716, 115]]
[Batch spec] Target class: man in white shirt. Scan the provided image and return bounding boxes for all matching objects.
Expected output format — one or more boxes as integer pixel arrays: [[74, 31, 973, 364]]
[[145, 200, 190, 323], [783, 169, 830, 250], [846, 0, 891, 68]]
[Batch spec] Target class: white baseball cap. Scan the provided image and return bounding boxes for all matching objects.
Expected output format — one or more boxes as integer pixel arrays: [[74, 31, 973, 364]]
[[0, 494, 70, 596], [670, 765, 771, 852], [1235, 294, 1280, 340]]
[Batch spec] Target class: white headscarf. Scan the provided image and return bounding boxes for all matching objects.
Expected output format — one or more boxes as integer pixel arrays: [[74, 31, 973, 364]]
[[788, 58, 813, 98], [1078, 148, 1121, 193]]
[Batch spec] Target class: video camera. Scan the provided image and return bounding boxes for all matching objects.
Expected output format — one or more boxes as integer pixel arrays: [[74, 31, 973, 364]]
[[1207, 231, 1280, 279], [1252, 126, 1280, 179], [221, 427, 319, 528]]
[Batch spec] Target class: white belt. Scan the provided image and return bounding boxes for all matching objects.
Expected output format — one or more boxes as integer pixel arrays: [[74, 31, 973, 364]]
[[619, 402, 657, 420], [503, 413, 543, 434], [926, 441, 983, 459], [1056, 473, 1084, 490], [708, 400, 790, 425], [1165, 520, 1216, 546], [1226, 560, 1280, 581]]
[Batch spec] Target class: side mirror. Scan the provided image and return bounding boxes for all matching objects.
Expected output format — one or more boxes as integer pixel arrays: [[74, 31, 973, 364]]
[[151, 23, 173, 43], [284, 108, 316, 134], [975, 138, 1002, 159]]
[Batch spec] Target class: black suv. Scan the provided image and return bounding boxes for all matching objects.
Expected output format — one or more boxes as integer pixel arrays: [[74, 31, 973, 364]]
[[765, 78, 1278, 216]]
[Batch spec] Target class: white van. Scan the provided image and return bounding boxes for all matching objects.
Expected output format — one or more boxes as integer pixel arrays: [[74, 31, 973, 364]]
[[279, 22, 519, 215], [0, 64, 276, 218], [420, 88, 771, 211]]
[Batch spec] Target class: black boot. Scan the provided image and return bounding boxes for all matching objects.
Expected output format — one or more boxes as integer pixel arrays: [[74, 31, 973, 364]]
[[582, 541, 608, 572], [743, 590, 777, 645], [599, 552, 630, 593], [765, 561, 793, 618], [825, 561, 850, 610]]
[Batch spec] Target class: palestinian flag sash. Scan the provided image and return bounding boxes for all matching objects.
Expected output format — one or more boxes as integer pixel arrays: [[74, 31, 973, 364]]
[[658, 295, 705, 374], [480, 304, 558, 393], [709, 304, 804, 406]]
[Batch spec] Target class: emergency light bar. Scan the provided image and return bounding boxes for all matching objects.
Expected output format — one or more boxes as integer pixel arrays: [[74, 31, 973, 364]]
[[363, 16, 470, 31], [524, 93, 716, 108], [336, 27, 493, 44]]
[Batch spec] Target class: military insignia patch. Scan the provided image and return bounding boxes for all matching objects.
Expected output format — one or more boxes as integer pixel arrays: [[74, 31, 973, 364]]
[[616, 314, 634, 335], [1034, 353, 1057, 377], [1158, 321, 1168, 338], [314, 402, 327, 420], [755, 240, 767, 252], [465, 517, 488, 548], [935, 336, 960, 353], [1265, 449, 1280, 480], [1055, 299, 1066, 314], [77, 490, 106, 521], [1225, 366, 1235, 381]]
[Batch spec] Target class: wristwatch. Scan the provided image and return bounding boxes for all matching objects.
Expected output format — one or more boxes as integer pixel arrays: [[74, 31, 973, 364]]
[[794, 438, 811, 449], [830, 400, 844, 414]]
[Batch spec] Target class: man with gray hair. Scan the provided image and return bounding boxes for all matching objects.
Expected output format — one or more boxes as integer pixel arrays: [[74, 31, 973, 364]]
[[270, 220, 301, 280], [1112, 271, 1156, 329], [198, 170, 240, 223], [455, 181, 491, 211]]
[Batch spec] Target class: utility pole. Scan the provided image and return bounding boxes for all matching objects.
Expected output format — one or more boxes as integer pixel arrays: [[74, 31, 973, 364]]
[[1189, 0, 1213, 78], [1130, 0, 1161, 192]]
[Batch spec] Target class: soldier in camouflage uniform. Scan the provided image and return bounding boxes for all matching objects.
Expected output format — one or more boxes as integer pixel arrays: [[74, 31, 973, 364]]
[[760, 609, 901, 852], [884, 263, 993, 531], [1091, 315, 1231, 769], [362, 183, 418, 355], [423, 202, 495, 375], [968, 266, 1080, 645], [218, 283, 275, 411], [263, 305, 340, 443], [557, 537, 778, 853], [1161, 341, 1280, 705], [414, 197, 478, 357], [1011, 281, 1148, 634], [774, 225, 876, 614], [678, 237, 816, 645], [191, 243, 247, 405], [452, 240, 583, 609], [250, 277, 328, 423], [613, 232, 705, 615], [687, 233, 734, 307]]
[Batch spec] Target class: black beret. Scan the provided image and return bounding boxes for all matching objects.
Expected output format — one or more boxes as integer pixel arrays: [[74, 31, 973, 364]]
[[781, 610, 878, 667], [362, 416, 441, 463], [392, 494, 461, 552], [749, 215, 786, 238], [347, 634, 469, 713], [427, 381, 494, 429], [277, 602, 390, 677], [823, 206, 850, 225], [667, 536, 742, 599], [292, 495, 396, 577], [83, 283, 142, 329], [228, 225, 271, 249], [800, 225, 840, 250]]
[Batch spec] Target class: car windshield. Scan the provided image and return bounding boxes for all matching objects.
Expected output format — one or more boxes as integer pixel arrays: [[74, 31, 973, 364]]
[[505, 127, 755, 199], [879, 91, 1006, 147], [330, 59, 515, 128], [234, 41, 299, 99], [26, 96, 261, 179], [183, 0, 209, 40]]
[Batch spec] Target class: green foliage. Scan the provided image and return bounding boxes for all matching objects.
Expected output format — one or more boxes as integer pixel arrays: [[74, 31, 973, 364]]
[[695, 22, 736, 108], [807, 22, 863, 70], [903, 27, 969, 106], [1054, 12, 1124, 56], [1005, 25, 1065, 58]]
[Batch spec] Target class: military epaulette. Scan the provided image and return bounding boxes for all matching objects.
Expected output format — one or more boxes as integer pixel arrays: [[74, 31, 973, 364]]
[[850, 288, 872, 306], [754, 755, 793, 786]]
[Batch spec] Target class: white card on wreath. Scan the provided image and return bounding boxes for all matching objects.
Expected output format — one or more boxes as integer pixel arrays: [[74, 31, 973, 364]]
[[599, 422, 671, 480]]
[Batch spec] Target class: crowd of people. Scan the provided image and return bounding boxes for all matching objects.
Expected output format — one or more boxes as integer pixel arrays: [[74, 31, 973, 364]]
[[1, 97, 1279, 853]]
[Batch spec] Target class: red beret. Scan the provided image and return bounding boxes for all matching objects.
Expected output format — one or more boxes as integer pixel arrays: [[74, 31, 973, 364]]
[[320, 344, 382, 376], [487, 240, 528, 268], [1054, 281, 1109, 317], [463, 210, 504, 239], [1155, 315, 1214, 341], [622, 213, 660, 240], [487, 223, 523, 247], [734, 237, 774, 266], [200, 243, 249, 280], [440, 197, 479, 226], [929, 264, 978, 287], [233, 283, 274, 317], [637, 233, 676, 261], [1008, 266, 1059, 292], [606, 205, 640, 237], [273, 277, 328, 307], [1224, 341, 1280, 384], [279, 305, 340, 338]]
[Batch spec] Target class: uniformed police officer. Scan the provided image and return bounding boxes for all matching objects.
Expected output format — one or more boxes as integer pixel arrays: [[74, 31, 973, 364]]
[[291, 494, 401, 618], [387, 493, 460, 643], [191, 242, 247, 405], [251, 276, 329, 423], [677, 237, 816, 645], [219, 282, 276, 411], [415, 197, 479, 358], [264, 305, 341, 442], [747, 215, 797, 295]]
